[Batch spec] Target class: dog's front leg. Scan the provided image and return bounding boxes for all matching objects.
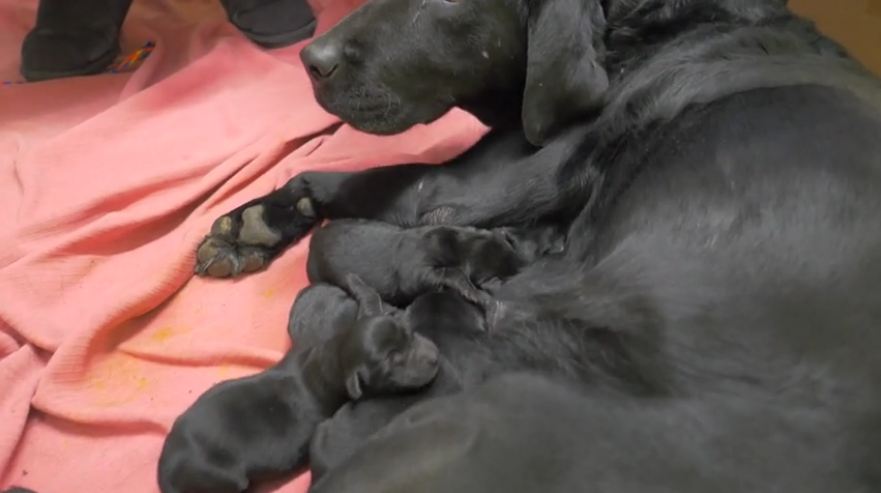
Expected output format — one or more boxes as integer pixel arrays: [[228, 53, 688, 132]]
[[194, 127, 581, 278]]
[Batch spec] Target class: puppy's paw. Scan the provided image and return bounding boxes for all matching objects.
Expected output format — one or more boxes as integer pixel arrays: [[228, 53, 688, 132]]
[[483, 300, 504, 332], [419, 205, 459, 225]]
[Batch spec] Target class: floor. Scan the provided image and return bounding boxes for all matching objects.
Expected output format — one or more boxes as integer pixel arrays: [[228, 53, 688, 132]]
[[791, 0, 881, 75]]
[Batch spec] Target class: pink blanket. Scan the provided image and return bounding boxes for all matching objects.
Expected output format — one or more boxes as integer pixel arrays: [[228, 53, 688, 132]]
[[0, 0, 486, 491]]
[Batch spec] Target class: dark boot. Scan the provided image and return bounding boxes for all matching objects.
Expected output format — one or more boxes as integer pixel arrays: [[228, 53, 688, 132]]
[[220, 0, 316, 48], [21, 0, 133, 81]]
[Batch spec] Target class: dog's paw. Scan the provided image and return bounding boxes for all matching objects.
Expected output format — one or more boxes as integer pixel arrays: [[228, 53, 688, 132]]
[[195, 181, 320, 278], [195, 235, 275, 277]]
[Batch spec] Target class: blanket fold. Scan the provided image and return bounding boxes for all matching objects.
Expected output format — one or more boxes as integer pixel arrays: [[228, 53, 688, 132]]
[[0, 0, 487, 490]]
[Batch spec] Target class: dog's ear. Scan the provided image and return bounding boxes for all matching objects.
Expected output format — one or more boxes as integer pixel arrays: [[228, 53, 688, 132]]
[[345, 273, 384, 317], [345, 367, 366, 400], [522, 0, 608, 146]]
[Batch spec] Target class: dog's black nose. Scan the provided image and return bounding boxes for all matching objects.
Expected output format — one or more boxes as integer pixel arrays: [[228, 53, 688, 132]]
[[301, 41, 341, 80]]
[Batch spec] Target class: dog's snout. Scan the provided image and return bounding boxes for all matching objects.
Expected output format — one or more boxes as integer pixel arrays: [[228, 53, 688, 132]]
[[302, 41, 342, 80]]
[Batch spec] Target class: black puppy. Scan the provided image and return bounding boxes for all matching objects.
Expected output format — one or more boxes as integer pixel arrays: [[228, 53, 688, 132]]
[[306, 219, 561, 317], [309, 289, 491, 479], [307, 278, 664, 481], [287, 283, 359, 349], [157, 275, 440, 493]]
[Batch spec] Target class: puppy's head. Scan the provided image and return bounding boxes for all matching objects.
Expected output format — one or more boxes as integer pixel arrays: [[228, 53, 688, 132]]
[[497, 225, 566, 262], [288, 283, 359, 349], [421, 227, 524, 284], [341, 315, 440, 400], [300, 0, 609, 145], [339, 274, 440, 399]]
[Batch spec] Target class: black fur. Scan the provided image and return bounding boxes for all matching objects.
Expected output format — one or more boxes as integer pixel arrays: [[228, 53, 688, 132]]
[[312, 372, 874, 493], [156, 276, 439, 493], [193, 0, 881, 490], [308, 288, 661, 481], [287, 283, 358, 348], [308, 290, 484, 481], [306, 219, 562, 316]]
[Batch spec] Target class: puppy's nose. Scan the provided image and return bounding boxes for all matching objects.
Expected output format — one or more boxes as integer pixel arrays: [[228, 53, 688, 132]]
[[301, 41, 341, 80], [423, 350, 440, 368]]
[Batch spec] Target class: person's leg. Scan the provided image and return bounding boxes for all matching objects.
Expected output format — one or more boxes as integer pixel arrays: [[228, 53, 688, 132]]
[[219, 0, 316, 48], [21, 0, 133, 81], [20, 0, 316, 82]]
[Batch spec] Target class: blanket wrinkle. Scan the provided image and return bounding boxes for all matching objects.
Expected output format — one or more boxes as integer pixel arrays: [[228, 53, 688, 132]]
[[0, 0, 488, 491]]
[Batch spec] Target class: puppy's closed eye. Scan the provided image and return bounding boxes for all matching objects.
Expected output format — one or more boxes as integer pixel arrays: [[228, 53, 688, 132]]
[[387, 350, 406, 365]]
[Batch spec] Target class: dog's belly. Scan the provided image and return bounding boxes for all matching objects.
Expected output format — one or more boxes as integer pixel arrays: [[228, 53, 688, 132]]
[[517, 85, 881, 401]]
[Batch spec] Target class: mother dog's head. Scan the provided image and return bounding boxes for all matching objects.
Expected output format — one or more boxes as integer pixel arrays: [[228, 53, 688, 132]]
[[300, 0, 609, 146]]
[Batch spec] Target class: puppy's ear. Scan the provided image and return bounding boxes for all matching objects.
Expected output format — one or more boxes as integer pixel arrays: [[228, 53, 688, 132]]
[[344, 273, 384, 317], [345, 367, 365, 400], [522, 0, 608, 146]]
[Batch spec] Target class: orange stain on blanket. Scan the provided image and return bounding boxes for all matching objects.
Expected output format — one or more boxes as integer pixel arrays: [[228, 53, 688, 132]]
[[86, 355, 154, 407]]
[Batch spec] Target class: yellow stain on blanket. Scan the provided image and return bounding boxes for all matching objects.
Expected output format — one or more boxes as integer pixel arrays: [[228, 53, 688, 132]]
[[153, 324, 192, 342], [86, 355, 154, 407], [217, 364, 235, 378], [260, 288, 276, 299], [147, 324, 192, 345]]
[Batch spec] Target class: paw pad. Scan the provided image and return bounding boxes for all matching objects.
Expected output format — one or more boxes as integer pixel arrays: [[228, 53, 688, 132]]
[[297, 197, 316, 218], [211, 216, 235, 236]]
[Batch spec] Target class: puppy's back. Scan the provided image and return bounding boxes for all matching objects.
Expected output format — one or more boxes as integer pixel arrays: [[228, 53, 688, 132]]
[[158, 366, 319, 493], [307, 220, 403, 285]]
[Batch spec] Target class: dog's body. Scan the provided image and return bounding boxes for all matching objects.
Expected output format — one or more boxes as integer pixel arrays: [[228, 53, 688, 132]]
[[311, 372, 873, 493], [192, 0, 881, 490], [157, 277, 440, 493], [307, 219, 560, 312]]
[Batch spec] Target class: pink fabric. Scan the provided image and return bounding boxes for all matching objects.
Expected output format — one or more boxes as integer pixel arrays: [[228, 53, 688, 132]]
[[0, 0, 487, 491]]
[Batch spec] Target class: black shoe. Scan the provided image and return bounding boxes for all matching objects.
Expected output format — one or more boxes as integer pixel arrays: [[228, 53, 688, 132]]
[[21, 0, 134, 82], [220, 0, 317, 48]]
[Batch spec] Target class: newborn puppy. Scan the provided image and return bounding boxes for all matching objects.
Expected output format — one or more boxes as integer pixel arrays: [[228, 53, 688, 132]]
[[307, 219, 562, 317], [287, 283, 359, 349], [157, 275, 440, 493], [309, 289, 493, 480]]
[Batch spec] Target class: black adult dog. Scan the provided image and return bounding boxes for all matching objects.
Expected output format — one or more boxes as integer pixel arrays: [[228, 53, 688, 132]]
[[157, 276, 439, 493], [193, 0, 881, 490]]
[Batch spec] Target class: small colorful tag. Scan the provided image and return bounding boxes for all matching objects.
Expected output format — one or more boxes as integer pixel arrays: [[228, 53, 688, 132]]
[[107, 40, 156, 74]]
